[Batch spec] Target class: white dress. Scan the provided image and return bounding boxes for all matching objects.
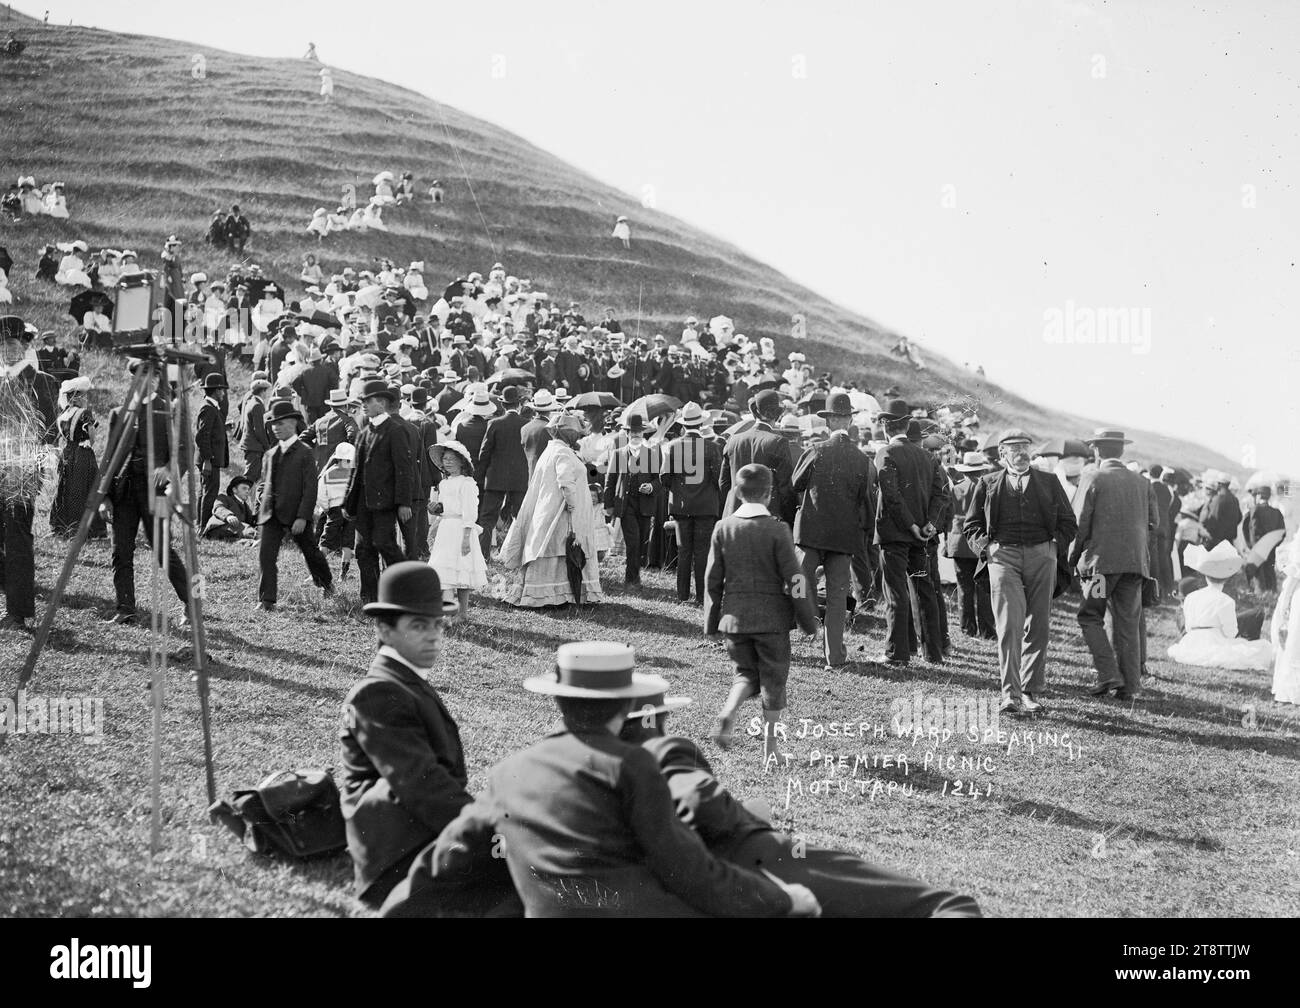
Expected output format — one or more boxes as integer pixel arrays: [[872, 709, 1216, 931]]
[[0, 274, 11, 304], [55, 253, 91, 287], [1166, 585, 1274, 671], [44, 192, 69, 219], [612, 220, 631, 244], [1272, 547, 1300, 704], [429, 475, 487, 590]]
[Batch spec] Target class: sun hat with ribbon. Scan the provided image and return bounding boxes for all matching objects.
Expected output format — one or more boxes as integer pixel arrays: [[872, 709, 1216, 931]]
[[523, 642, 667, 699]]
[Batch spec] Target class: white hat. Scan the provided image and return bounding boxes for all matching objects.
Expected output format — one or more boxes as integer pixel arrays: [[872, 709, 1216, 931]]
[[554, 386, 570, 401], [524, 642, 667, 699], [440, 370, 460, 383], [330, 442, 356, 463], [530, 389, 562, 412], [788, 351, 805, 363], [408, 261, 424, 272], [190, 272, 208, 284], [71, 240, 88, 253], [1184, 541, 1243, 580], [678, 402, 706, 427], [429, 440, 474, 473]]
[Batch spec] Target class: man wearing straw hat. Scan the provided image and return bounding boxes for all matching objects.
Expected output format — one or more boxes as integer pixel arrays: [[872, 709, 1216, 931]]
[[406, 640, 820, 917], [1069, 428, 1160, 701]]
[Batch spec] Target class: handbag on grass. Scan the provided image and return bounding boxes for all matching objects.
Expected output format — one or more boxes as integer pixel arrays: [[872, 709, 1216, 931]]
[[209, 768, 346, 859]]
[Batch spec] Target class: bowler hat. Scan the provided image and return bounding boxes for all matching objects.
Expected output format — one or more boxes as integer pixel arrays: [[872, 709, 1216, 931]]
[[817, 391, 855, 419], [266, 399, 304, 425], [523, 642, 668, 699], [878, 398, 910, 421], [409, 387, 430, 408], [201, 372, 228, 391], [498, 385, 521, 406], [751, 388, 782, 419], [362, 562, 460, 617], [358, 378, 398, 403]]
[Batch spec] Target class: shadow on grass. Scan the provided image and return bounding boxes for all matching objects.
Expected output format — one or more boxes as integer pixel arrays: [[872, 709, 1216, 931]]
[[1001, 796, 1225, 852], [451, 618, 694, 669]]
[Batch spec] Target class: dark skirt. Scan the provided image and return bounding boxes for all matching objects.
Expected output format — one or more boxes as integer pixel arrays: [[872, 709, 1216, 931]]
[[50, 445, 107, 539]]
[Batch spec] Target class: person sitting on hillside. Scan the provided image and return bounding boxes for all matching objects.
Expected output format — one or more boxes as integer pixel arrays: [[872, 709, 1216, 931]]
[[373, 173, 397, 205], [225, 205, 251, 254], [18, 176, 43, 216], [2, 186, 20, 221], [362, 198, 389, 231], [55, 242, 92, 287], [396, 171, 415, 204], [117, 249, 144, 278], [0, 272, 11, 306], [35, 244, 58, 283], [346, 205, 368, 232], [327, 206, 350, 233], [43, 181, 69, 219], [301, 253, 325, 287], [428, 179, 444, 204], [3, 32, 26, 57], [1167, 541, 1274, 671], [404, 262, 428, 302], [307, 208, 330, 241], [205, 211, 227, 249]]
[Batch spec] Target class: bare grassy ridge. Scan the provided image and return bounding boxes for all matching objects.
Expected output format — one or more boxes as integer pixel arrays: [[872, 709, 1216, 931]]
[[3, 13, 1294, 918], [0, 11, 1237, 474]]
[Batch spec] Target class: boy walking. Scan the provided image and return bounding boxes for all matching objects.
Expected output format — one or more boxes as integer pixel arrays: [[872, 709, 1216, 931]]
[[256, 399, 334, 611], [705, 463, 817, 760]]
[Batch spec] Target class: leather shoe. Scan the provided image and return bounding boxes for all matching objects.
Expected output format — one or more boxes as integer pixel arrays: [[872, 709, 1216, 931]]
[[1114, 690, 1141, 702], [999, 699, 1025, 715], [865, 653, 909, 668], [254, 601, 275, 612], [1090, 682, 1121, 697], [1021, 694, 1044, 713]]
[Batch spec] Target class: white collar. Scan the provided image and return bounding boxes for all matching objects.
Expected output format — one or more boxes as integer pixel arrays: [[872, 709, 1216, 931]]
[[276, 434, 299, 452], [734, 502, 770, 518], [204, 395, 220, 409], [378, 644, 433, 680], [369, 412, 389, 427]]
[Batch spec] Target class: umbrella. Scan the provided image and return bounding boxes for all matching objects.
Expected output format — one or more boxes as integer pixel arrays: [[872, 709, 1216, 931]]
[[295, 310, 342, 330], [69, 290, 113, 324], [848, 391, 879, 415], [750, 379, 781, 394], [564, 527, 587, 604], [372, 171, 394, 185], [487, 368, 535, 384], [1244, 528, 1286, 568], [621, 394, 682, 426], [569, 391, 622, 410]]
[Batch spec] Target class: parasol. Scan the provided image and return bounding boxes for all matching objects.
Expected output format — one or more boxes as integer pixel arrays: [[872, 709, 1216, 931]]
[[0, 246, 12, 276], [487, 368, 535, 385], [568, 391, 622, 410], [1244, 529, 1286, 568], [295, 310, 342, 330], [69, 290, 113, 324], [848, 391, 879, 415], [620, 394, 682, 426], [1245, 470, 1284, 491], [372, 171, 394, 185]]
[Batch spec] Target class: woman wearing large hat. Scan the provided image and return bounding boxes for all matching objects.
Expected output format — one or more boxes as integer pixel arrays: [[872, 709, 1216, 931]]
[[1166, 542, 1274, 671], [340, 562, 469, 908], [393, 641, 817, 917]]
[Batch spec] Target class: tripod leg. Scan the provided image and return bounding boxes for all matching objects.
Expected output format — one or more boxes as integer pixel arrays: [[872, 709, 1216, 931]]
[[150, 508, 167, 856]]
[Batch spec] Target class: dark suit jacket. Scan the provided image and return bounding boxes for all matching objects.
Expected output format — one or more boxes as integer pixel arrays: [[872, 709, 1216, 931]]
[[13, 365, 59, 444], [310, 408, 357, 472], [660, 432, 722, 517], [604, 442, 661, 517], [874, 437, 949, 544], [963, 468, 1079, 562], [791, 430, 874, 553], [1148, 479, 1172, 536], [267, 337, 290, 384], [194, 399, 228, 468], [1200, 488, 1243, 548], [292, 362, 333, 422], [239, 397, 271, 455], [412, 414, 441, 495], [477, 410, 528, 492], [1069, 459, 1158, 576], [943, 476, 980, 559], [339, 652, 472, 897], [453, 415, 489, 484], [705, 509, 819, 635], [257, 439, 318, 526], [430, 729, 792, 917], [521, 417, 552, 477], [719, 422, 794, 522], [345, 415, 414, 514], [388, 412, 423, 505]]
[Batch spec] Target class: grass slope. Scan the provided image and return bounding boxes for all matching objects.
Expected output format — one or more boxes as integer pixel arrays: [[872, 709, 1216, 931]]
[[0, 349, 1296, 918], [0, 8, 1238, 475]]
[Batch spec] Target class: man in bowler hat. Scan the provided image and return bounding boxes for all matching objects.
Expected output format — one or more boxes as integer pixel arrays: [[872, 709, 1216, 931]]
[[194, 371, 229, 528], [255, 399, 334, 610], [475, 384, 528, 556]]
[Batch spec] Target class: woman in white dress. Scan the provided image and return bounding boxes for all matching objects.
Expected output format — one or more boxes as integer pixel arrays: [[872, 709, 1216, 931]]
[[300, 253, 324, 287], [306, 208, 330, 241], [43, 182, 69, 219], [1167, 541, 1274, 671], [361, 199, 388, 231], [428, 441, 487, 620], [1271, 537, 1300, 704], [346, 206, 368, 231], [0, 272, 11, 305], [55, 241, 92, 286], [501, 412, 603, 608], [612, 214, 631, 248], [18, 177, 43, 217], [404, 261, 428, 302], [95, 249, 122, 294]]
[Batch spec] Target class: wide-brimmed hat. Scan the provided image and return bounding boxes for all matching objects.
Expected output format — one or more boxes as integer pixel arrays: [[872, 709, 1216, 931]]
[[362, 561, 459, 617], [523, 642, 668, 699], [877, 398, 910, 421], [954, 451, 991, 472], [329, 443, 356, 464], [464, 388, 496, 416], [358, 378, 398, 403], [438, 370, 460, 384], [1085, 427, 1132, 445], [266, 399, 305, 425], [678, 402, 706, 427], [429, 440, 474, 474], [530, 389, 562, 412], [817, 391, 856, 419], [1183, 541, 1243, 580]]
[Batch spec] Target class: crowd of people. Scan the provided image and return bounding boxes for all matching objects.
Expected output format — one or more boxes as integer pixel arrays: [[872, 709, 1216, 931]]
[[2, 175, 71, 222], [0, 222, 1294, 915]]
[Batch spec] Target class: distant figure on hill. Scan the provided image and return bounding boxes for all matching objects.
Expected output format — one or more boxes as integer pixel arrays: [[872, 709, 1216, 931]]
[[225, 205, 251, 254], [612, 215, 631, 249], [320, 66, 334, 101], [428, 180, 444, 204], [3, 33, 27, 57], [304, 42, 318, 61]]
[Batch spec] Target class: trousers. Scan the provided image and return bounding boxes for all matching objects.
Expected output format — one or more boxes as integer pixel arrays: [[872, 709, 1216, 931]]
[[258, 519, 333, 603], [987, 541, 1055, 702], [953, 556, 995, 637], [354, 507, 404, 604], [198, 465, 221, 528], [619, 510, 653, 582], [1076, 571, 1144, 696], [109, 476, 190, 614], [880, 539, 942, 663], [673, 515, 715, 602], [477, 488, 524, 556], [242, 450, 264, 487], [727, 831, 981, 918], [0, 499, 36, 620], [799, 546, 851, 667]]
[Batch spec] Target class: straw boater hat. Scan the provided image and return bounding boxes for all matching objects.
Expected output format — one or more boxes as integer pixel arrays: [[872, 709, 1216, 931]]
[[678, 402, 706, 427], [954, 451, 991, 472], [429, 440, 474, 474], [1085, 427, 1132, 446], [465, 388, 497, 416], [1183, 541, 1243, 580], [530, 389, 562, 413], [524, 642, 667, 699]]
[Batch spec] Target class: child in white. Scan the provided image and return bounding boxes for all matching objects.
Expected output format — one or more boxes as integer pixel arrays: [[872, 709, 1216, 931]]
[[1271, 537, 1300, 704], [428, 441, 487, 619], [1167, 541, 1273, 671]]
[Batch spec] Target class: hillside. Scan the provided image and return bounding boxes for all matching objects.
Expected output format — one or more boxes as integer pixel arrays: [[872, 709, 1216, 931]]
[[0, 8, 1238, 475]]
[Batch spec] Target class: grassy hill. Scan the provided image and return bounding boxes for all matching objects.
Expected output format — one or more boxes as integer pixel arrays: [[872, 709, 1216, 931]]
[[0, 7, 1238, 475]]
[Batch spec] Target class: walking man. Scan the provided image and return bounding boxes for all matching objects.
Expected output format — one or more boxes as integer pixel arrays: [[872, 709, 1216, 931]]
[[660, 402, 723, 603], [344, 380, 413, 605], [476, 385, 528, 556]]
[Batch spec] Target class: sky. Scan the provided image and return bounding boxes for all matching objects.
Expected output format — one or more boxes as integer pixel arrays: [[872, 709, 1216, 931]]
[[11, 0, 1298, 471]]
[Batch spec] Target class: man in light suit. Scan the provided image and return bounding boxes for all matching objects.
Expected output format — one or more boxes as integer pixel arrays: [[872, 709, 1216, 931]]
[[255, 400, 333, 610], [791, 392, 875, 673], [1069, 428, 1159, 702], [719, 389, 794, 524], [340, 563, 469, 908], [963, 430, 1077, 714]]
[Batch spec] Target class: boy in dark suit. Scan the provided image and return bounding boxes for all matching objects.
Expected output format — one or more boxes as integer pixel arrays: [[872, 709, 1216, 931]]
[[255, 400, 333, 610], [706, 463, 818, 761], [604, 414, 659, 586], [340, 562, 468, 908]]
